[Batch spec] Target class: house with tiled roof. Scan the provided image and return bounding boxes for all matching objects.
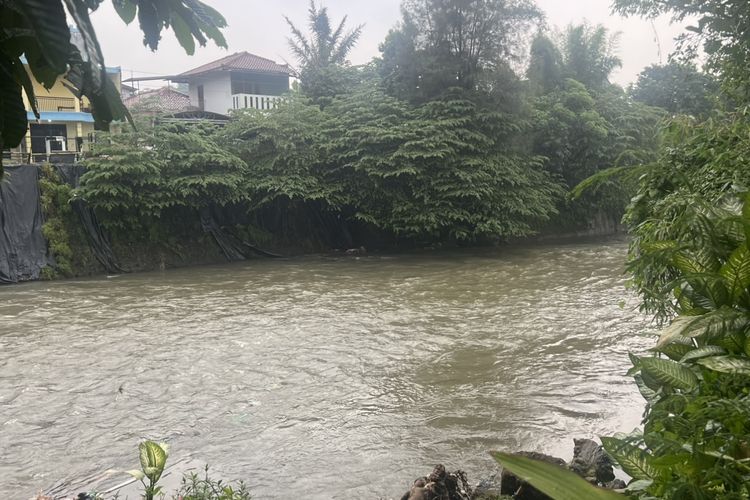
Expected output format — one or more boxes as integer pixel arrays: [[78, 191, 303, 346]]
[[123, 86, 191, 115], [4, 27, 122, 164], [169, 51, 292, 115]]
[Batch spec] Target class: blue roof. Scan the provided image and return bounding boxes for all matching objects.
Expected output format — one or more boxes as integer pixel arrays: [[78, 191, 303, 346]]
[[28, 111, 95, 123]]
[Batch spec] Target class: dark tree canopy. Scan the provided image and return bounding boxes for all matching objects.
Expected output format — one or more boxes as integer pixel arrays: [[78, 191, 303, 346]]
[[379, 0, 542, 102], [526, 34, 563, 95], [613, 0, 750, 99], [629, 62, 719, 116], [561, 23, 621, 89], [527, 24, 621, 95], [285, 1, 363, 102]]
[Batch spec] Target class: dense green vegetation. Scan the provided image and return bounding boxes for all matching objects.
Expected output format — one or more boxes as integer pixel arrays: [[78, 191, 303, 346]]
[[492, 1, 750, 498], [69, 0, 673, 255], [628, 62, 720, 117], [16, 1, 750, 497]]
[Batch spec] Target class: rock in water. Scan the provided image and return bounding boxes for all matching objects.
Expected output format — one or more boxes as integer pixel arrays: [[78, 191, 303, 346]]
[[568, 438, 615, 485], [400, 465, 472, 500], [472, 473, 502, 499], [499, 452, 566, 500]]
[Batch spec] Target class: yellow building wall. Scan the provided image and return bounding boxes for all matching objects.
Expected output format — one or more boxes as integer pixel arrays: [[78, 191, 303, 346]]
[[15, 65, 120, 155], [21, 66, 122, 111]]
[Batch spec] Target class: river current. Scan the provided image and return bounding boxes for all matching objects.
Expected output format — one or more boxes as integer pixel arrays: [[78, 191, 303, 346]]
[[0, 239, 653, 499]]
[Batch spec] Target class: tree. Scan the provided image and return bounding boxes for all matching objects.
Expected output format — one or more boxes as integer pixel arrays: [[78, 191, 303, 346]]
[[561, 23, 621, 89], [526, 34, 563, 95], [525, 24, 663, 232], [0, 0, 227, 174], [613, 0, 750, 100], [527, 24, 660, 188], [221, 84, 562, 245], [629, 62, 719, 116], [284, 1, 363, 101], [78, 123, 247, 231], [379, 0, 541, 102]]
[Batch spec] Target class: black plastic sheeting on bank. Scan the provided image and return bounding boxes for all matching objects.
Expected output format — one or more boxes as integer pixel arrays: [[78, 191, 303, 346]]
[[0, 166, 49, 283], [200, 208, 249, 261], [55, 164, 125, 274], [200, 208, 283, 260]]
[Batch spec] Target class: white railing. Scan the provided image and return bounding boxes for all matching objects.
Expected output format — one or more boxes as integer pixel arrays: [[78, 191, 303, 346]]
[[231, 94, 283, 111]]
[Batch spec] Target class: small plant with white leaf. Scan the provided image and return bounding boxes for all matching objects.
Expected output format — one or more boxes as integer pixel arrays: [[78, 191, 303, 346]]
[[127, 441, 170, 500]]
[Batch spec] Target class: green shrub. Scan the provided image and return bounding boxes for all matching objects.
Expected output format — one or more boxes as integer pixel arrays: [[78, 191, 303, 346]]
[[173, 465, 252, 500], [600, 192, 750, 499], [38, 164, 75, 278]]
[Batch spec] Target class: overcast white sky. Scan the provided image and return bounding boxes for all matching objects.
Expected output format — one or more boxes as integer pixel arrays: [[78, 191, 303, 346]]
[[90, 0, 687, 89]]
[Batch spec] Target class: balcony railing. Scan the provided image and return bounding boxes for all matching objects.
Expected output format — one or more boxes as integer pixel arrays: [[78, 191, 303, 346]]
[[3, 136, 93, 165], [232, 94, 282, 111], [35, 96, 78, 112]]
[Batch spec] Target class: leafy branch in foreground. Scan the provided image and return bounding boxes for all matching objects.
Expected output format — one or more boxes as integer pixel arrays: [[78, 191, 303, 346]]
[[0, 0, 227, 174], [601, 192, 750, 499], [489, 452, 621, 500]]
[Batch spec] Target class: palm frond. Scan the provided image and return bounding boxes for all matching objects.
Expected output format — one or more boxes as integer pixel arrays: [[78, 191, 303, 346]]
[[284, 16, 312, 65], [331, 25, 363, 65]]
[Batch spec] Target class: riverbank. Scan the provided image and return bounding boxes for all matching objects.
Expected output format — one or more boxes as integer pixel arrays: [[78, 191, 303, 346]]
[[0, 164, 625, 285]]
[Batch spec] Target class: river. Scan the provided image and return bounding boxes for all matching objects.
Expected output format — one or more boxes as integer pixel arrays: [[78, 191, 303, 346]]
[[0, 238, 653, 499]]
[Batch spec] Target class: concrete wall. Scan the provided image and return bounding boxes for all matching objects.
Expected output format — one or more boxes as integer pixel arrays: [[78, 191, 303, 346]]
[[188, 73, 232, 114]]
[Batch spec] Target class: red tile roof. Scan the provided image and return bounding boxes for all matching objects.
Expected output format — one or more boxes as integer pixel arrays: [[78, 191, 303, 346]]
[[175, 51, 291, 78], [123, 86, 191, 113]]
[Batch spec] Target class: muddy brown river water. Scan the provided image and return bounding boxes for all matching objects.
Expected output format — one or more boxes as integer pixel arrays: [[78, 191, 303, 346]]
[[0, 239, 653, 499]]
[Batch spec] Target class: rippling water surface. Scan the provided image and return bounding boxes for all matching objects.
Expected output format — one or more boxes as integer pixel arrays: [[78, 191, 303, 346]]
[[0, 239, 653, 499]]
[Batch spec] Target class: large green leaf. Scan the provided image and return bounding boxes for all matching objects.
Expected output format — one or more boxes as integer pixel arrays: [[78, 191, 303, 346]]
[[490, 451, 622, 500], [640, 356, 698, 391], [0, 56, 27, 155], [183, 0, 227, 48], [634, 374, 658, 402], [720, 245, 750, 302], [656, 342, 693, 361], [63, 47, 132, 130], [16, 0, 70, 87], [743, 192, 750, 245], [697, 355, 750, 375], [673, 251, 709, 275], [11, 56, 38, 118], [679, 345, 726, 363], [718, 330, 746, 354], [137, 0, 161, 50], [170, 13, 195, 55], [138, 441, 168, 483], [655, 315, 701, 348], [112, 0, 137, 24], [656, 308, 748, 348], [134, 0, 226, 52], [63, 0, 106, 89], [600, 437, 659, 481]]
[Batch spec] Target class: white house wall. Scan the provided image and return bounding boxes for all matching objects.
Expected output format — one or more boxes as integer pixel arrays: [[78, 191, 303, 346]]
[[188, 73, 232, 114]]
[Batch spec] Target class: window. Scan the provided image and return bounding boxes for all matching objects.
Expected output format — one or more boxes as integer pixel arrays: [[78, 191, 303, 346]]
[[29, 123, 67, 154]]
